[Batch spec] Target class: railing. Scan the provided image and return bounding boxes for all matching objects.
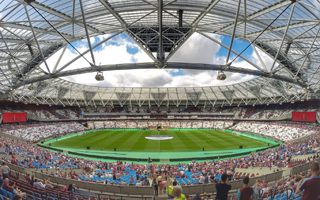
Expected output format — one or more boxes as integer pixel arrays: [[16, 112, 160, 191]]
[[4, 161, 281, 196], [182, 170, 283, 195], [2, 157, 319, 198], [290, 157, 320, 175]]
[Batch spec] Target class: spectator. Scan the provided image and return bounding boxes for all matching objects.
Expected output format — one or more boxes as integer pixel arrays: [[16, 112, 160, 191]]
[[2, 178, 25, 198], [1, 162, 10, 179], [130, 175, 134, 185], [2, 178, 14, 193], [67, 183, 76, 193], [152, 177, 158, 196], [215, 173, 231, 200], [33, 179, 46, 189], [173, 185, 186, 200], [168, 180, 180, 198], [296, 162, 320, 200], [239, 176, 253, 200]]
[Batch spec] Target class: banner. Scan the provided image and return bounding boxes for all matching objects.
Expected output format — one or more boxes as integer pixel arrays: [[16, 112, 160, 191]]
[[292, 112, 316, 123], [2, 112, 27, 123]]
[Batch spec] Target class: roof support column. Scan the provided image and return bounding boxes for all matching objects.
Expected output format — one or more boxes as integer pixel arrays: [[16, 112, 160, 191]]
[[157, 0, 164, 64], [294, 26, 320, 79], [24, 5, 51, 74], [79, 0, 96, 66], [270, 2, 296, 72], [226, 0, 241, 65]]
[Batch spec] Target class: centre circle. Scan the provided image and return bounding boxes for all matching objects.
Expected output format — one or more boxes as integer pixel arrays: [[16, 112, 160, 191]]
[[145, 135, 174, 141]]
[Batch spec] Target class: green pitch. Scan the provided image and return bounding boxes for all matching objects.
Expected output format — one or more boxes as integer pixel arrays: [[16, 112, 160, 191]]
[[49, 129, 269, 152]]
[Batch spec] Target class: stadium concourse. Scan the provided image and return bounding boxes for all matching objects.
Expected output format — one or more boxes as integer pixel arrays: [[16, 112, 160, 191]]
[[1, 0, 320, 199]]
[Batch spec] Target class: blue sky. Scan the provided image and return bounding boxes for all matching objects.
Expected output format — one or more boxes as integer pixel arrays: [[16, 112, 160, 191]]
[[216, 35, 253, 62]]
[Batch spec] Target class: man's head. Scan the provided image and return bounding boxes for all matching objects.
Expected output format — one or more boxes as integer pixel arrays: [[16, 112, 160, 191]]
[[3, 178, 9, 184], [311, 162, 319, 176], [221, 173, 228, 183], [243, 176, 249, 185], [173, 180, 177, 186]]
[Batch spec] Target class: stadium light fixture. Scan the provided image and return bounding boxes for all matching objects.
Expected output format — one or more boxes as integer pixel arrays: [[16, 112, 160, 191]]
[[217, 71, 227, 80], [95, 72, 104, 81]]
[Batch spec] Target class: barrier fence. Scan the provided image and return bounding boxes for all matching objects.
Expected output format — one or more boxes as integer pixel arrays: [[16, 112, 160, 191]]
[[290, 157, 320, 176], [2, 158, 319, 197]]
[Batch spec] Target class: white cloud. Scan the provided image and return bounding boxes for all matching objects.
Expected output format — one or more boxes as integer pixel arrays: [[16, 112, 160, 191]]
[[41, 32, 273, 87], [169, 33, 222, 64], [252, 46, 278, 72]]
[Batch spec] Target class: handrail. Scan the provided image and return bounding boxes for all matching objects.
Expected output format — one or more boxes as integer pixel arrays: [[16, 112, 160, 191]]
[[1, 157, 319, 197]]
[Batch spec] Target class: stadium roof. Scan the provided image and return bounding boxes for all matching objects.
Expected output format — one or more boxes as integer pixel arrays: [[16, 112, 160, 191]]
[[0, 0, 319, 107]]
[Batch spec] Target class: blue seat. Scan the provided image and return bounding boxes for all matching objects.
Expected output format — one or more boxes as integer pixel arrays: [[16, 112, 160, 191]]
[[0, 188, 13, 200], [0, 188, 5, 196]]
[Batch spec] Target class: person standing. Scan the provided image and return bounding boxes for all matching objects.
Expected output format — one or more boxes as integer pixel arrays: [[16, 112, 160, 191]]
[[152, 177, 158, 196], [296, 162, 320, 200], [215, 174, 231, 200], [239, 176, 253, 200]]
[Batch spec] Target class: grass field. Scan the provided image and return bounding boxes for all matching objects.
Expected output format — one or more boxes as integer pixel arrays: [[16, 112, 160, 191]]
[[50, 129, 269, 152]]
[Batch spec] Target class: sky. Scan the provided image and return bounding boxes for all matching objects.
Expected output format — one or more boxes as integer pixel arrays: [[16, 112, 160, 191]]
[[41, 32, 275, 88]]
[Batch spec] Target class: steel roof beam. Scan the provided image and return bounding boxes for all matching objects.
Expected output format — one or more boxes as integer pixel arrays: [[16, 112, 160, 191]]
[[216, 0, 292, 33], [99, 0, 128, 28], [25, 5, 51, 74], [270, 2, 296, 72], [54, 32, 122, 73], [0, 37, 60, 45], [199, 32, 265, 72], [192, 0, 221, 27], [0, 22, 73, 38], [225, 0, 241, 65], [79, 0, 96, 66], [294, 26, 320, 79], [157, 0, 164, 63], [18, 0, 100, 33], [14, 62, 306, 89], [245, 21, 319, 39]]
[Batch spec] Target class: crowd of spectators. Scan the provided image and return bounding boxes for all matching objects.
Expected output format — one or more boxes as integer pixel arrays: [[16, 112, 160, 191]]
[[0, 117, 318, 199], [232, 122, 320, 141], [88, 120, 233, 129], [0, 123, 318, 190], [0, 122, 86, 142], [0, 120, 317, 144]]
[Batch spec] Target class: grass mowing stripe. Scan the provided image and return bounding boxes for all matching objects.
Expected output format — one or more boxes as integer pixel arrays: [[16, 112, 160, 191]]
[[192, 130, 222, 149], [160, 134, 174, 151], [208, 131, 239, 148], [174, 130, 201, 151], [50, 129, 271, 152], [133, 133, 149, 151], [107, 132, 138, 151], [85, 132, 114, 147], [167, 131, 187, 151]]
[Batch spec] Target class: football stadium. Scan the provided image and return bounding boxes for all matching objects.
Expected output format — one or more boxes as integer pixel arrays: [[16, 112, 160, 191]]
[[0, 0, 320, 199]]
